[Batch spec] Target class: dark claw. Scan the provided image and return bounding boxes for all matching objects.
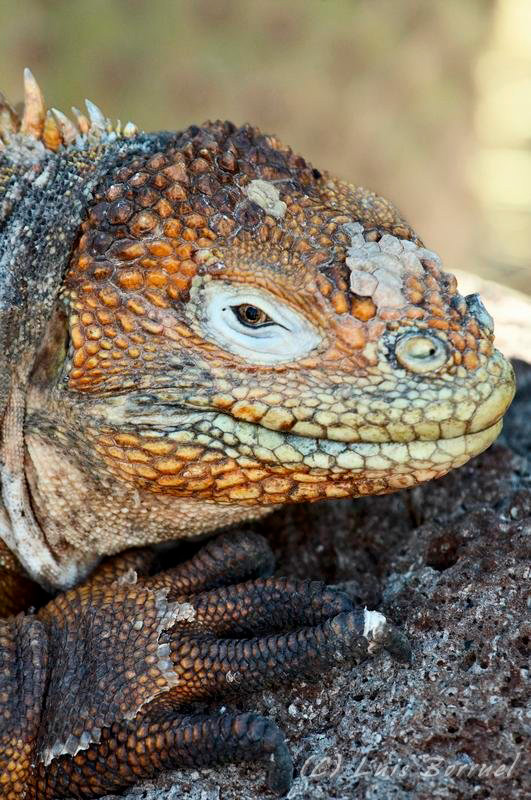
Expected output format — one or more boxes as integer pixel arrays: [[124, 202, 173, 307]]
[[267, 740, 294, 795], [381, 621, 412, 663]]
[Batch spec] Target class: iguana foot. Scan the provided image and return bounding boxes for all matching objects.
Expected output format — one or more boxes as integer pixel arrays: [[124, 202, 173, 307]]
[[1, 532, 409, 798]]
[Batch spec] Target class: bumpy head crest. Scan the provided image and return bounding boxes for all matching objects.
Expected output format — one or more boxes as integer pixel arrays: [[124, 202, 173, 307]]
[[0, 68, 139, 152]]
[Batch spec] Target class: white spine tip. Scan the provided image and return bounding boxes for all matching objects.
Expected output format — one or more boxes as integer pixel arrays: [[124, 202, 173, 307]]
[[84, 99, 107, 129], [363, 608, 388, 640], [21, 67, 46, 137], [51, 107, 78, 144], [122, 121, 138, 138]]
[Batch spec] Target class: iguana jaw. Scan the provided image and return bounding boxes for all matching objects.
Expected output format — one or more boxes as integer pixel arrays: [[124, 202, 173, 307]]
[[77, 366, 511, 504]]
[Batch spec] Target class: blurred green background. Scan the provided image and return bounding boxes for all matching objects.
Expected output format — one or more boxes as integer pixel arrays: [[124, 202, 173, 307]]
[[1, 0, 529, 294]]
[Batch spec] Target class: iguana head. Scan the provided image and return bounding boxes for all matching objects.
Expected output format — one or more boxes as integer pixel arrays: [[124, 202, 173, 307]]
[[0, 72, 515, 585]]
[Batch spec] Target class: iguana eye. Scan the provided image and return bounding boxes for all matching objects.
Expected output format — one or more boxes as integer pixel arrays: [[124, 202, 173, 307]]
[[232, 304, 273, 328], [198, 282, 322, 364], [395, 331, 447, 373]]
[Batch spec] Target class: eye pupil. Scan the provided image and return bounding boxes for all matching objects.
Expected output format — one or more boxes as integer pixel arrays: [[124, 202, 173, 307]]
[[244, 305, 260, 322], [232, 303, 271, 327]]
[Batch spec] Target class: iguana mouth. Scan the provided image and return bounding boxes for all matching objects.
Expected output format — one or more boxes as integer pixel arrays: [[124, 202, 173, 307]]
[[97, 392, 503, 482], [183, 413, 503, 475]]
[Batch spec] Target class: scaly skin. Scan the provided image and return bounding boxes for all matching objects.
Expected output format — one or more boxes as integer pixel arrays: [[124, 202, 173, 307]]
[[0, 73, 515, 797]]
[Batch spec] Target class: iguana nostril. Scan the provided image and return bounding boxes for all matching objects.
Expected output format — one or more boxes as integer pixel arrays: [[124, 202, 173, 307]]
[[395, 331, 447, 373], [465, 293, 494, 334]]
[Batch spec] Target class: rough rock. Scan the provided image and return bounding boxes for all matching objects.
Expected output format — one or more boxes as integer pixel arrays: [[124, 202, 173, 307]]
[[99, 359, 529, 800]]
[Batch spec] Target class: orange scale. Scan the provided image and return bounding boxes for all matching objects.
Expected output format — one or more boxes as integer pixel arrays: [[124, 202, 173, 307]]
[[315, 274, 332, 297], [176, 243, 194, 259], [114, 433, 141, 447], [448, 332, 466, 351], [184, 213, 206, 228], [166, 286, 181, 302], [427, 318, 449, 330], [84, 295, 99, 309], [118, 242, 146, 260], [140, 258, 158, 269], [164, 184, 187, 203], [141, 440, 174, 456], [72, 350, 86, 367], [155, 458, 184, 474], [163, 162, 188, 181], [405, 307, 424, 319], [127, 299, 146, 316], [116, 462, 136, 476], [168, 275, 191, 291], [161, 257, 181, 274], [145, 290, 170, 309], [427, 305, 446, 318], [406, 290, 424, 305], [465, 332, 477, 350], [180, 259, 197, 276], [99, 288, 120, 308], [129, 211, 158, 235], [155, 198, 173, 218], [157, 475, 187, 487], [96, 310, 114, 325], [148, 241, 173, 257], [164, 324, 188, 343], [71, 325, 84, 349], [139, 319, 164, 335], [186, 478, 214, 491], [380, 308, 403, 321], [145, 270, 168, 287], [118, 270, 144, 291], [93, 266, 112, 281], [463, 351, 479, 371], [151, 173, 168, 190], [125, 449, 151, 464], [467, 319, 480, 338], [135, 465, 159, 479], [163, 219, 182, 238], [351, 298, 376, 321], [116, 310, 135, 332], [86, 325, 103, 340], [77, 255, 91, 270]]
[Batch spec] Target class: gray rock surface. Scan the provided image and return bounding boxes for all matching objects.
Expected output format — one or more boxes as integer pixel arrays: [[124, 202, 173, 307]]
[[101, 360, 529, 800]]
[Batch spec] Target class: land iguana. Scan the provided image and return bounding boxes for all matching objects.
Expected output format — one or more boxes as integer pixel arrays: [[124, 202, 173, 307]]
[[0, 71, 515, 798]]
